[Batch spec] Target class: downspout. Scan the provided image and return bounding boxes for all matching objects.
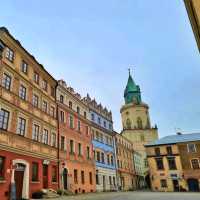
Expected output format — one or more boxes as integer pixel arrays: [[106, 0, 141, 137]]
[[55, 82, 60, 189]]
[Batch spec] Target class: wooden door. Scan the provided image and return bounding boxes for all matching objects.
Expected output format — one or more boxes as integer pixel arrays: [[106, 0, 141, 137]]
[[14, 170, 24, 200], [63, 168, 68, 190], [43, 164, 48, 188]]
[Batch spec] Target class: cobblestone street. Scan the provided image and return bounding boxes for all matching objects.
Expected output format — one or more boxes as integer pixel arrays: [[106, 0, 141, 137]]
[[48, 192, 200, 200]]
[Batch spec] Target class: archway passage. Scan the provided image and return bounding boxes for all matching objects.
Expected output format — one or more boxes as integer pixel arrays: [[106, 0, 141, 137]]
[[14, 163, 25, 200], [187, 178, 199, 192]]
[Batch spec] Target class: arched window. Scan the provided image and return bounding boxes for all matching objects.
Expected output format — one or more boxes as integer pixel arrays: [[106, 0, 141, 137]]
[[137, 117, 143, 129], [126, 118, 131, 129]]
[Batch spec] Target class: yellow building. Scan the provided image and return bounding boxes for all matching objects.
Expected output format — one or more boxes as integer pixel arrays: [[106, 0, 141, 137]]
[[184, 0, 200, 52], [115, 133, 136, 191], [120, 71, 158, 181]]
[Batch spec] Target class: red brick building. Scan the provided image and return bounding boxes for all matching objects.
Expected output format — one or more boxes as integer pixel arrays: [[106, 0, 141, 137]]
[[0, 27, 59, 200], [57, 80, 96, 194]]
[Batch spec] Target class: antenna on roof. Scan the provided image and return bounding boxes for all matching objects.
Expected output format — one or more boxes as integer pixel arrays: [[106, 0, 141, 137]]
[[128, 64, 134, 76], [175, 127, 182, 135]]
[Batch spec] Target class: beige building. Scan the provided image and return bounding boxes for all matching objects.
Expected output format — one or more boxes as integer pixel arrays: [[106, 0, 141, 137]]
[[120, 71, 158, 181], [184, 0, 200, 52], [145, 133, 200, 192]]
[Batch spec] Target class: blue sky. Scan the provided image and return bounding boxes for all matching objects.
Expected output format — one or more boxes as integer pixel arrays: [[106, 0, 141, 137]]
[[1, 0, 200, 137]]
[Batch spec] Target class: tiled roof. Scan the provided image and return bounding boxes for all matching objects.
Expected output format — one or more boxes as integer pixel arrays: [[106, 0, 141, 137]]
[[146, 132, 200, 146]]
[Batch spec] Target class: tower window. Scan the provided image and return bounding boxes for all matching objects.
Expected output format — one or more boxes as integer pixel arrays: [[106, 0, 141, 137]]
[[126, 118, 131, 129], [137, 117, 143, 129]]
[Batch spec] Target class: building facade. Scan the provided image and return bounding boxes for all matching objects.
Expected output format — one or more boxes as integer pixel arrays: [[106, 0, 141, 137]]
[[184, 0, 200, 52], [84, 95, 117, 192], [56, 80, 96, 194], [133, 151, 145, 189], [115, 133, 136, 191], [146, 133, 200, 192], [0, 27, 59, 200], [120, 71, 158, 181]]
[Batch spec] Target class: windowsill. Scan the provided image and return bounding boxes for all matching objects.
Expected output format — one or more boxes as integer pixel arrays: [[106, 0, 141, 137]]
[[0, 179, 6, 183], [52, 182, 58, 184], [31, 181, 40, 184]]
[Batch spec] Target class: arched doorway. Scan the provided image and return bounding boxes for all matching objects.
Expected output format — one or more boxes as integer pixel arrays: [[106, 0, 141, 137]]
[[12, 159, 29, 200], [187, 178, 199, 192], [63, 168, 68, 190]]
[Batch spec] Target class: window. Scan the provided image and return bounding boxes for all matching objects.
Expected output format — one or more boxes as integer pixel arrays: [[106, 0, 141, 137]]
[[52, 166, 57, 182], [109, 123, 112, 130], [51, 133, 56, 147], [155, 148, 160, 156], [187, 143, 196, 153], [191, 159, 200, 169], [2, 73, 11, 90], [101, 152, 105, 163], [137, 117, 143, 129], [98, 117, 101, 125], [42, 129, 48, 144], [50, 106, 55, 117], [155, 158, 164, 170], [81, 171, 85, 184], [70, 140, 74, 154], [77, 106, 80, 114], [111, 155, 114, 166], [107, 155, 110, 165], [104, 121, 106, 128], [87, 146, 90, 159], [78, 143, 82, 156], [33, 72, 39, 84], [160, 179, 167, 188], [32, 94, 39, 107], [17, 117, 26, 136], [69, 101, 72, 109], [32, 162, 38, 181], [126, 118, 131, 129], [96, 151, 100, 162], [69, 115, 73, 128], [19, 85, 26, 100], [167, 157, 177, 170], [5, 47, 14, 62], [167, 146, 172, 155], [21, 61, 28, 74], [117, 160, 120, 168], [109, 176, 112, 185], [51, 86, 55, 97], [74, 169, 78, 184], [96, 170, 99, 185], [113, 177, 116, 186], [42, 79, 48, 91], [85, 126, 89, 136], [61, 136, 65, 150], [42, 101, 48, 113], [60, 95, 64, 103], [77, 120, 81, 132], [0, 156, 5, 179], [0, 109, 10, 130], [60, 111, 64, 122], [32, 124, 39, 141], [84, 111, 87, 119], [89, 172, 93, 185], [91, 113, 94, 121]]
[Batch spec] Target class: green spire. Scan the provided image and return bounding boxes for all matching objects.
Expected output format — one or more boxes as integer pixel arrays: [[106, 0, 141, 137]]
[[124, 70, 141, 104]]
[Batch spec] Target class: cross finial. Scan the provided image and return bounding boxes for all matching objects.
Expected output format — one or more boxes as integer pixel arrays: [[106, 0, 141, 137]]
[[128, 64, 134, 76]]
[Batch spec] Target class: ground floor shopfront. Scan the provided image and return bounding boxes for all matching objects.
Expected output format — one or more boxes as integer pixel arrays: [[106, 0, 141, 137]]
[[96, 167, 117, 192], [60, 159, 96, 194], [117, 170, 136, 191], [0, 150, 59, 200]]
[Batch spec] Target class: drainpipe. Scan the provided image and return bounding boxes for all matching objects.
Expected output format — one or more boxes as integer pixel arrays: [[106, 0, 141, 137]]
[[113, 135, 119, 191], [55, 83, 60, 189]]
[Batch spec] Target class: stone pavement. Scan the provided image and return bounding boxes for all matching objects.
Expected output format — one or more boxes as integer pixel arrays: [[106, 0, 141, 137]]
[[46, 191, 200, 200]]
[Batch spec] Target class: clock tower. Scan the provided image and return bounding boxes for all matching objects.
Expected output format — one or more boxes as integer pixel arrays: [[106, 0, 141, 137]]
[[120, 71, 158, 179]]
